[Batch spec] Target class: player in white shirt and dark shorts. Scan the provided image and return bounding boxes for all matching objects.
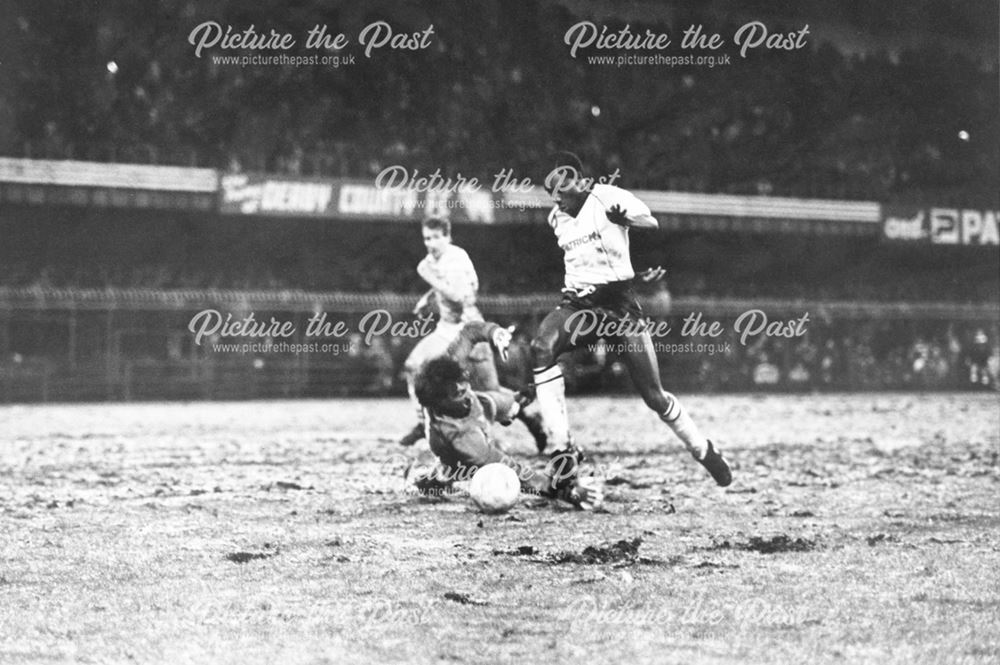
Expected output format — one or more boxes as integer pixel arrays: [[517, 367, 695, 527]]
[[530, 154, 732, 486]]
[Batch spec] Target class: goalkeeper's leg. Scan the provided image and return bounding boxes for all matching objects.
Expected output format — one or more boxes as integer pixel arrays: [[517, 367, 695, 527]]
[[399, 324, 461, 446]]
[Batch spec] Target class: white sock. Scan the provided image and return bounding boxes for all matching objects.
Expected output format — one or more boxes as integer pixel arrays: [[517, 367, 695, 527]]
[[659, 394, 709, 459], [533, 365, 571, 450]]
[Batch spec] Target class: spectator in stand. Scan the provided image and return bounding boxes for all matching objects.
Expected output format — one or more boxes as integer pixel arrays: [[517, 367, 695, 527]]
[[966, 329, 994, 389]]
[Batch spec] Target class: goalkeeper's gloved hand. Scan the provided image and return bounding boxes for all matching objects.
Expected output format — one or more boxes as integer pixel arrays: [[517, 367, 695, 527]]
[[490, 325, 514, 361], [557, 475, 605, 511]]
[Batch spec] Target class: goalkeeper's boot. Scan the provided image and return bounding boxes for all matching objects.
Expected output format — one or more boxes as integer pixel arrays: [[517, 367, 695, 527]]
[[398, 423, 425, 447], [698, 440, 732, 487]]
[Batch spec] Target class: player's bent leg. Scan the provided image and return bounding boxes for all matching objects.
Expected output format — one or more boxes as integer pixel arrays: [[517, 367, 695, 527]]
[[620, 332, 732, 486], [405, 324, 460, 376], [530, 309, 568, 369], [516, 405, 549, 454], [403, 335, 440, 414], [400, 325, 463, 446], [400, 350, 428, 446], [530, 308, 577, 452]]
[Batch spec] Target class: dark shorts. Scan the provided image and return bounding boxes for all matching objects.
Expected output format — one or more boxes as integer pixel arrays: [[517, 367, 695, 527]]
[[559, 280, 644, 324]]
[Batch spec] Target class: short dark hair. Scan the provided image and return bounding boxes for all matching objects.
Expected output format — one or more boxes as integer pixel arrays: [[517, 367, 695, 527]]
[[415, 356, 466, 408], [422, 217, 451, 236], [550, 150, 585, 175], [544, 150, 587, 194]]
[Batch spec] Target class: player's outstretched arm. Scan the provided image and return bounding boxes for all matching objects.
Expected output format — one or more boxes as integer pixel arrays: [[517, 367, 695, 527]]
[[519, 467, 604, 510], [628, 211, 659, 228], [476, 389, 521, 425], [560, 476, 604, 510], [445, 321, 504, 362], [607, 204, 658, 229]]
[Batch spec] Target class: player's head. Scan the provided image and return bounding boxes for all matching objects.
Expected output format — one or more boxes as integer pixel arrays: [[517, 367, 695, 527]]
[[421, 217, 451, 258], [415, 357, 473, 416], [544, 150, 589, 215]]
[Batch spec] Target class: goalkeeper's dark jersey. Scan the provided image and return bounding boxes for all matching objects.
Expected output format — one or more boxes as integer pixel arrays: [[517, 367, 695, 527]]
[[426, 389, 517, 471]]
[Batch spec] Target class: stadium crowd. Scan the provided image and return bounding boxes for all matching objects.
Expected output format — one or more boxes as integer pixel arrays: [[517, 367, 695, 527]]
[[294, 317, 1000, 394], [667, 319, 998, 392], [3, 1, 997, 205]]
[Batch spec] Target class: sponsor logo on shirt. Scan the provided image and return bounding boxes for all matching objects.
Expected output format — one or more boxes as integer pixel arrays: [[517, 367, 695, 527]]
[[560, 231, 601, 252]]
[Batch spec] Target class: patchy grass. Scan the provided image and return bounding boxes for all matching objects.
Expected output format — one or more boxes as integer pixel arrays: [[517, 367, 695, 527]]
[[0, 393, 998, 664]]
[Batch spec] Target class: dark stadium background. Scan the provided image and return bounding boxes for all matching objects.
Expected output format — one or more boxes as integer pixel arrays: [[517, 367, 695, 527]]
[[0, 0, 997, 401]]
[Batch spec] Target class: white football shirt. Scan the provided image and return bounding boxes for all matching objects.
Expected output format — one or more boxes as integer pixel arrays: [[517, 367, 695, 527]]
[[418, 244, 481, 323], [547, 184, 654, 289]]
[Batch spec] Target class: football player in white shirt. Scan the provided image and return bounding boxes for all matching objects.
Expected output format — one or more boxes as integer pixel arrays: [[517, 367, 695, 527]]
[[530, 154, 732, 486], [399, 217, 547, 450]]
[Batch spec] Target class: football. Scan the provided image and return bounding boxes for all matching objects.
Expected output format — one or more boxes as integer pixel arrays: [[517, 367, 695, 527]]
[[468, 463, 521, 514]]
